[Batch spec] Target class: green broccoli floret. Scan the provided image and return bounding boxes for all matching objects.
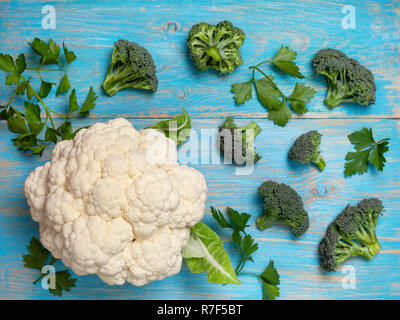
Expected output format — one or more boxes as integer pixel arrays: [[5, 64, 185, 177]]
[[257, 181, 309, 237], [217, 116, 261, 165], [312, 48, 376, 109], [319, 198, 383, 271], [102, 39, 158, 96], [288, 130, 326, 171], [187, 21, 245, 74]]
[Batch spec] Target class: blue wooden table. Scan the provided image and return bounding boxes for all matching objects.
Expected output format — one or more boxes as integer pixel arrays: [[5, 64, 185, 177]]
[[0, 0, 399, 300]]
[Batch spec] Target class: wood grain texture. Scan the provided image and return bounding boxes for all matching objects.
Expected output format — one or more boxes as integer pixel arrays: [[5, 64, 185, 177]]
[[0, 0, 399, 300], [1, 0, 400, 119]]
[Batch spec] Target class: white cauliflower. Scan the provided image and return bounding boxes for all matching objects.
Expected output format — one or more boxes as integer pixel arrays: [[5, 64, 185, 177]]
[[24, 118, 207, 286]]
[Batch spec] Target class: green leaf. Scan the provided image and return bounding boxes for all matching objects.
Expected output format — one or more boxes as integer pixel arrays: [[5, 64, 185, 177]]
[[24, 101, 44, 135], [57, 121, 73, 140], [26, 84, 35, 100], [289, 100, 308, 114], [63, 42, 77, 65], [231, 229, 242, 248], [259, 260, 280, 300], [0, 53, 17, 73], [146, 108, 191, 145], [15, 54, 26, 74], [0, 107, 13, 120], [231, 80, 253, 104], [48, 270, 77, 297], [7, 114, 29, 134], [23, 237, 77, 297], [270, 46, 304, 79], [23, 237, 50, 271], [29, 38, 59, 65], [68, 89, 79, 113], [12, 133, 38, 151], [182, 233, 206, 259], [227, 207, 250, 232], [15, 81, 27, 95], [267, 100, 292, 127], [211, 207, 232, 229], [72, 126, 90, 138], [254, 76, 282, 110], [261, 279, 280, 300], [369, 140, 389, 171], [39, 80, 54, 98], [344, 149, 370, 176], [29, 38, 49, 57], [182, 222, 241, 285], [79, 87, 97, 115], [288, 83, 316, 114], [56, 74, 71, 96], [32, 145, 46, 156], [345, 128, 390, 176], [240, 234, 258, 261], [5, 73, 19, 86], [45, 126, 59, 143], [348, 127, 375, 151], [48, 39, 60, 59]]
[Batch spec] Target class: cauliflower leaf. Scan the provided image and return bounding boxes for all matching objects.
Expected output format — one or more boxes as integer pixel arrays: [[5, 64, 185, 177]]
[[146, 107, 191, 145], [182, 222, 241, 285]]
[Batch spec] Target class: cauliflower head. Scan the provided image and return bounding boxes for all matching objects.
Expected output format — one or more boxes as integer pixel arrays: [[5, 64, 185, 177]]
[[24, 118, 207, 286]]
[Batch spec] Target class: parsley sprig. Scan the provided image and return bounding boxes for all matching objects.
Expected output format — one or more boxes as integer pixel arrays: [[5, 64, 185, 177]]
[[23, 237, 77, 297], [232, 46, 316, 127], [211, 207, 280, 300], [0, 38, 97, 155], [345, 127, 390, 177]]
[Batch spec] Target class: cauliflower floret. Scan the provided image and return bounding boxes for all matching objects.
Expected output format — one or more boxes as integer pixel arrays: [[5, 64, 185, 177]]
[[24, 118, 207, 286], [127, 226, 189, 286]]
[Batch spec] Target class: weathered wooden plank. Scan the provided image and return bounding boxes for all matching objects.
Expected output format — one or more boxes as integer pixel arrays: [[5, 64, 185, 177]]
[[0, 0, 399, 119], [0, 118, 398, 299]]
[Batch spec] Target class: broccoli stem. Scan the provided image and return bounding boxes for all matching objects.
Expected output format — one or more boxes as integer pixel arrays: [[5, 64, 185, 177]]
[[240, 122, 261, 162], [205, 46, 222, 62], [103, 80, 128, 97], [354, 223, 381, 258], [240, 122, 262, 141], [312, 154, 326, 171], [367, 241, 381, 258], [324, 93, 347, 109], [355, 241, 381, 260], [256, 213, 277, 231], [324, 76, 355, 109], [340, 235, 381, 261]]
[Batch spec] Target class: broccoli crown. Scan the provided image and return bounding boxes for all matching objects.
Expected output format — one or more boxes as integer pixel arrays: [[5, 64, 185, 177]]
[[319, 198, 383, 271], [312, 48, 376, 108], [102, 39, 158, 96], [256, 181, 309, 237], [217, 116, 261, 165], [288, 130, 326, 171], [187, 20, 245, 74]]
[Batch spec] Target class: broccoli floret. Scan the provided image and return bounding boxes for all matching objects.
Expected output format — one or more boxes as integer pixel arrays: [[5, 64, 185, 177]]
[[312, 48, 376, 109], [256, 181, 309, 237], [319, 198, 383, 271], [187, 21, 245, 74], [217, 116, 261, 165], [102, 39, 158, 96], [288, 130, 326, 171]]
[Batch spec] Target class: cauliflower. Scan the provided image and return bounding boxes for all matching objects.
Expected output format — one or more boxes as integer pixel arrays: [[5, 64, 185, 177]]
[[24, 118, 207, 286]]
